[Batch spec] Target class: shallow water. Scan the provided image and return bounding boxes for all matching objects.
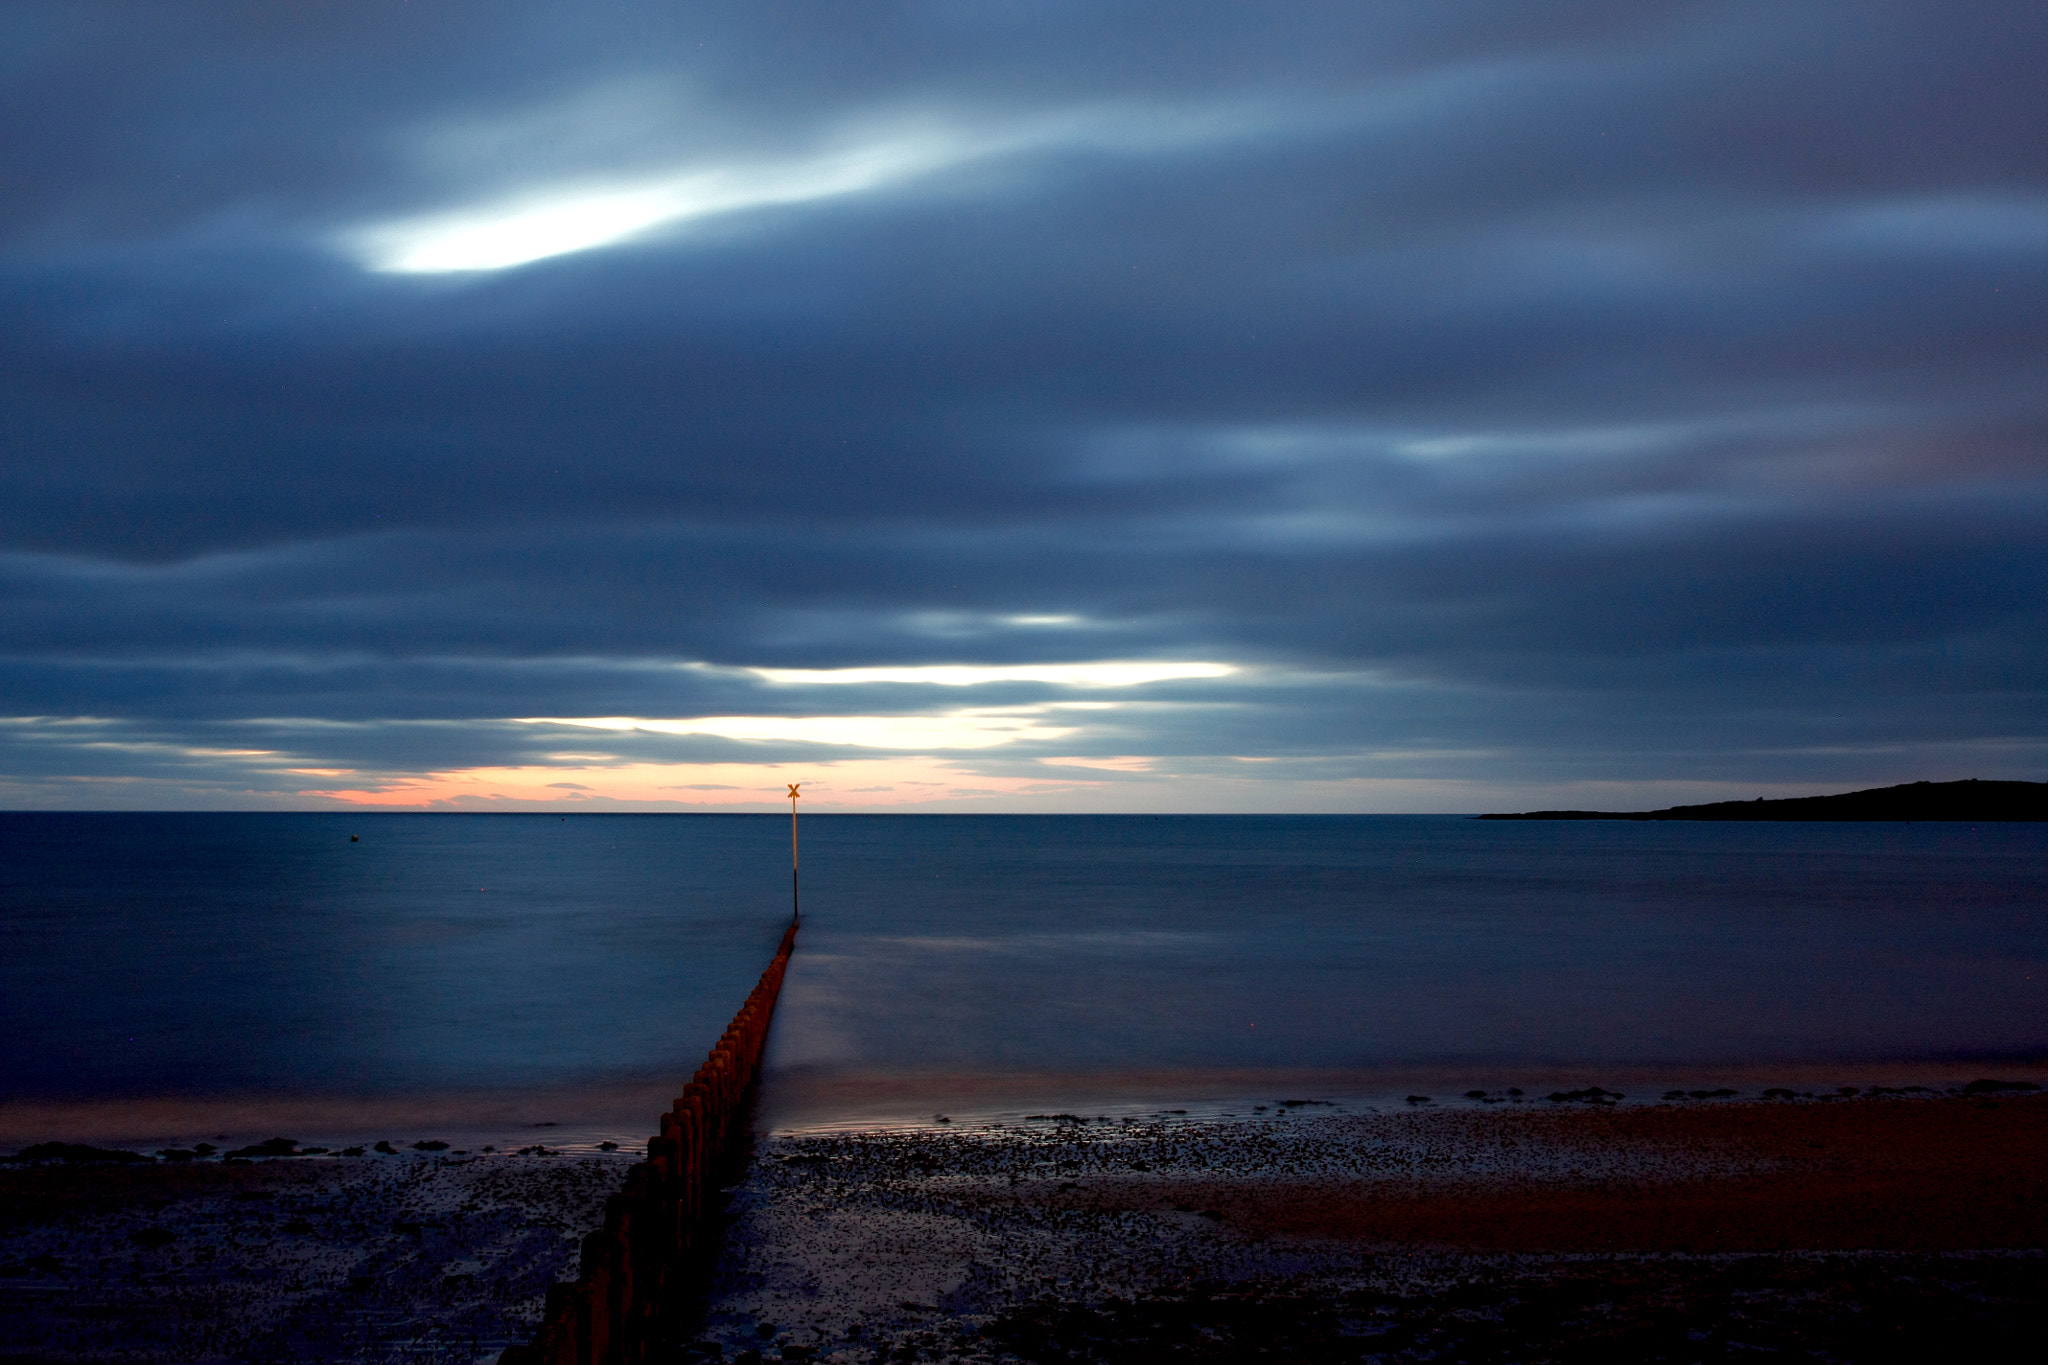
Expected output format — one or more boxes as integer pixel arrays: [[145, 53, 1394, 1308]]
[[2, 814, 2042, 1129], [0, 813, 791, 1101], [770, 814, 2047, 1075]]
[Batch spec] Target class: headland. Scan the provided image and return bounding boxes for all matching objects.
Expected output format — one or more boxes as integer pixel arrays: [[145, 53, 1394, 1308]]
[[1479, 777, 2047, 821]]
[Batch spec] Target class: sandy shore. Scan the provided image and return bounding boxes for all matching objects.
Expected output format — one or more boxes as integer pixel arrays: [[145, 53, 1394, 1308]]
[[701, 1087, 2048, 1362], [4, 1082, 2044, 1363]]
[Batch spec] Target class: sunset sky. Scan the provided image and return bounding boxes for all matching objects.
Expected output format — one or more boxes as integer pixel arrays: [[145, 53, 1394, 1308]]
[[3, 1, 2043, 811]]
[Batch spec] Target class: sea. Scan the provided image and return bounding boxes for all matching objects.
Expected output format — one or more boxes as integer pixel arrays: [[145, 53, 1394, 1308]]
[[2, 812, 2043, 1146]]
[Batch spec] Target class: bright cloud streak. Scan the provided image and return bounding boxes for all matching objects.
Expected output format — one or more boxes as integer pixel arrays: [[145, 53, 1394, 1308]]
[[344, 92, 1309, 274], [748, 661, 1236, 687], [515, 708, 1075, 749], [348, 131, 972, 273]]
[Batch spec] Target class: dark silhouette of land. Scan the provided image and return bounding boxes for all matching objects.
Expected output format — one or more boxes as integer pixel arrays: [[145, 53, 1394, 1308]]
[[1480, 778, 2047, 821]]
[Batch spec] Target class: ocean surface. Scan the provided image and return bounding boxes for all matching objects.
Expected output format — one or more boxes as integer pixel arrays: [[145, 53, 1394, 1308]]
[[2, 813, 2044, 1129]]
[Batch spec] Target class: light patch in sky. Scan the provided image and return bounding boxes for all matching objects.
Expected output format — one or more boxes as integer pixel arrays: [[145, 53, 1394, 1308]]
[[349, 129, 972, 273], [345, 89, 1326, 274], [1039, 755, 1155, 771], [515, 708, 1075, 749], [1827, 194, 2048, 255], [295, 763, 1843, 815], [303, 756, 1096, 808], [749, 661, 1235, 687], [75, 740, 280, 760], [1394, 423, 1693, 462]]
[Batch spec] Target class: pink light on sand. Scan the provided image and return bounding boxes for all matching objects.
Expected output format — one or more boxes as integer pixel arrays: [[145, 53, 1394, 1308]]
[[302, 757, 1099, 809]]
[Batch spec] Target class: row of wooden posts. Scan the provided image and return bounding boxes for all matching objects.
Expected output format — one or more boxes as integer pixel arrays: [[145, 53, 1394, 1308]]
[[500, 919, 799, 1365]]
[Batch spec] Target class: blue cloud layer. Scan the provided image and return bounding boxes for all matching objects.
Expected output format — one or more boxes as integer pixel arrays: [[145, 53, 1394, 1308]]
[[2, 2, 2043, 806]]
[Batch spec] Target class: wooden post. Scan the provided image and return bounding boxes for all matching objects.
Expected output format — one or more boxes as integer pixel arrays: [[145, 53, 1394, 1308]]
[[501, 920, 800, 1365]]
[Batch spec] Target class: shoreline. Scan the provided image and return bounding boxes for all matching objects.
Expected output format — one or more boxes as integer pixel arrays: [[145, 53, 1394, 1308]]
[[7, 1058, 2044, 1154], [0, 1081, 692, 1157], [755, 1059, 2048, 1134]]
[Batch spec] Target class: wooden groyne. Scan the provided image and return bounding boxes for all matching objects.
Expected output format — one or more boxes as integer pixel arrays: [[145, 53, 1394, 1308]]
[[500, 921, 798, 1365]]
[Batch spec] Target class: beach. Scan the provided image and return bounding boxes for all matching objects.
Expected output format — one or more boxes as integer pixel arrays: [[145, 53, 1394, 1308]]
[[705, 1084, 2048, 1361], [5, 1081, 2044, 1363], [0, 1141, 634, 1364]]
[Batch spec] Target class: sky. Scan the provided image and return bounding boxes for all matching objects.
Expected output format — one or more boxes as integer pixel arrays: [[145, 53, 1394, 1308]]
[[1, 0, 2044, 813]]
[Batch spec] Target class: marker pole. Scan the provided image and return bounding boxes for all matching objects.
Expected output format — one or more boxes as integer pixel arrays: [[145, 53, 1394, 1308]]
[[787, 783, 801, 923]]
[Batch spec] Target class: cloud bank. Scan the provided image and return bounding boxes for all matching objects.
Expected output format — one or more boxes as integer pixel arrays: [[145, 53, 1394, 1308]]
[[1, 2, 2043, 809]]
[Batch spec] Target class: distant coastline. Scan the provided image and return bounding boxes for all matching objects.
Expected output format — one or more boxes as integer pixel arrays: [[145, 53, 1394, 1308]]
[[1479, 778, 2048, 822]]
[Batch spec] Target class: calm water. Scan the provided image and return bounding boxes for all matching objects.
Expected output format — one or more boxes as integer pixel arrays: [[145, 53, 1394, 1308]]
[[1, 813, 2043, 1103]]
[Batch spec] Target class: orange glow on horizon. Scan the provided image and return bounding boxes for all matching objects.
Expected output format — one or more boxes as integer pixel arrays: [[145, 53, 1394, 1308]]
[[302, 757, 1099, 809], [1038, 754, 1156, 771]]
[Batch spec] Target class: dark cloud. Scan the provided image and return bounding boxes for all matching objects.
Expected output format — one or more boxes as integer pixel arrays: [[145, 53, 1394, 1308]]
[[1, 2, 2043, 806]]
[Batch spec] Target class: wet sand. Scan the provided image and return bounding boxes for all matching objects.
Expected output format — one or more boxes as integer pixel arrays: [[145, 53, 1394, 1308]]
[[751, 1060, 2048, 1132], [4, 1084, 2044, 1363], [701, 1087, 2048, 1362]]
